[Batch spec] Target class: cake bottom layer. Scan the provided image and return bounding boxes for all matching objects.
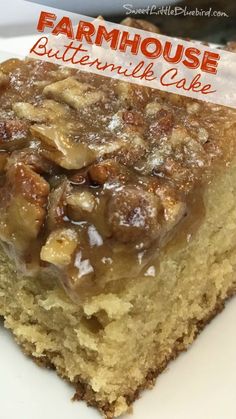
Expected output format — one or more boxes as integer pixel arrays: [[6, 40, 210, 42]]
[[0, 163, 236, 418]]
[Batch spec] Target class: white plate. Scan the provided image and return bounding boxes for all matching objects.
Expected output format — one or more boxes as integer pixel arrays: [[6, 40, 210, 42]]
[[0, 43, 236, 419]]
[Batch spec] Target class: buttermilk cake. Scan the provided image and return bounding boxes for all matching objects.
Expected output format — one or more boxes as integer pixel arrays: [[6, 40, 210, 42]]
[[0, 19, 236, 418]]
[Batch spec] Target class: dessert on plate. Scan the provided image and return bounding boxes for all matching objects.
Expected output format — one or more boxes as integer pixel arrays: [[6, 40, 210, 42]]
[[0, 19, 236, 418]]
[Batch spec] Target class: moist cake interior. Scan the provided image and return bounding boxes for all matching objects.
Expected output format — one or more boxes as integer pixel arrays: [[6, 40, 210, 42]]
[[0, 28, 236, 418]]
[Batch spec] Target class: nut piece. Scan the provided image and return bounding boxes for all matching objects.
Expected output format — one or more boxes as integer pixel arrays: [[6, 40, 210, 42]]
[[7, 149, 54, 174], [122, 111, 143, 126], [145, 102, 162, 116], [150, 179, 187, 231], [112, 132, 148, 166], [198, 127, 209, 144], [164, 200, 186, 230], [47, 181, 71, 231], [31, 124, 96, 170], [8, 163, 49, 207], [169, 127, 189, 147], [159, 157, 192, 190], [114, 82, 149, 108], [0, 163, 49, 250], [13, 100, 69, 123], [88, 160, 127, 185], [67, 191, 96, 215], [187, 102, 200, 114], [150, 109, 174, 136], [43, 77, 106, 110], [0, 71, 9, 88], [107, 187, 163, 243], [0, 58, 22, 74], [89, 138, 127, 158], [115, 81, 133, 104], [40, 228, 78, 266], [0, 119, 29, 150]]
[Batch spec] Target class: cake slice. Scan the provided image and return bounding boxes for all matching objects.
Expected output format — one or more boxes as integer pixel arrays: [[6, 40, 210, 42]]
[[0, 41, 236, 418]]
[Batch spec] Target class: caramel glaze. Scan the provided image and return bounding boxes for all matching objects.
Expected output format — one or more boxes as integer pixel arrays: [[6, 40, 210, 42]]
[[0, 53, 236, 301]]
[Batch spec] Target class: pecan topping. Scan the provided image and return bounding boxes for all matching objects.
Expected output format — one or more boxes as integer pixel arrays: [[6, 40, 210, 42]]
[[107, 187, 163, 244], [0, 71, 9, 89], [8, 149, 55, 174], [0, 163, 49, 250], [0, 55, 235, 295], [150, 109, 174, 136], [40, 228, 78, 266], [13, 100, 69, 123], [47, 181, 71, 231], [67, 191, 96, 219], [122, 111, 143, 126], [43, 77, 106, 110], [0, 119, 28, 141], [88, 160, 128, 185], [31, 125, 96, 170]]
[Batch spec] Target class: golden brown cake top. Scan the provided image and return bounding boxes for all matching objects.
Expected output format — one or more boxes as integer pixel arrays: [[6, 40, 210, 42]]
[[0, 39, 236, 297]]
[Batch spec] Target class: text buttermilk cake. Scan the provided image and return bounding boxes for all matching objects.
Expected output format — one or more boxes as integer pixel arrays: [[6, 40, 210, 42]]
[[0, 19, 236, 418]]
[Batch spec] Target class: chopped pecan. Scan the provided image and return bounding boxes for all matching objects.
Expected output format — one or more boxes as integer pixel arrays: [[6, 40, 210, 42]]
[[66, 189, 110, 238], [169, 126, 189, 147], [107, 186, 163, 243], [0, 119, 28, 140], [49, 67, 76, 80], [186, 102, 200, 114], [0, 58, 22, 75], [67, 191, 96, 221], [0, 119, 29, 151], [0, 71, 9, 89], [157, 157, 192, 190], [7, 149, 55, 174], [115, 81, 133, 105], [89, 138, 126, 159], [47, 180, 71, 231], [31, 125, 96, 170], [88, 160, 128, 185], [114, 132, 148, 166], [150, 109, 174, 136], [13, 100, 69, 123], [8, 163, 49, 207], [134, 147, 166, 175], [6, 119, 28, 138], [198, 127, 209, 144], [43, 77, 106, 110], [122, 111, 143, 126], [145, 102, 162, 116], [0, 163, 49, 250], [40, 228, 78, 266], [148, 178, 187, 231], [183, 138, 208, 167], [115, 81, 149, 108]]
